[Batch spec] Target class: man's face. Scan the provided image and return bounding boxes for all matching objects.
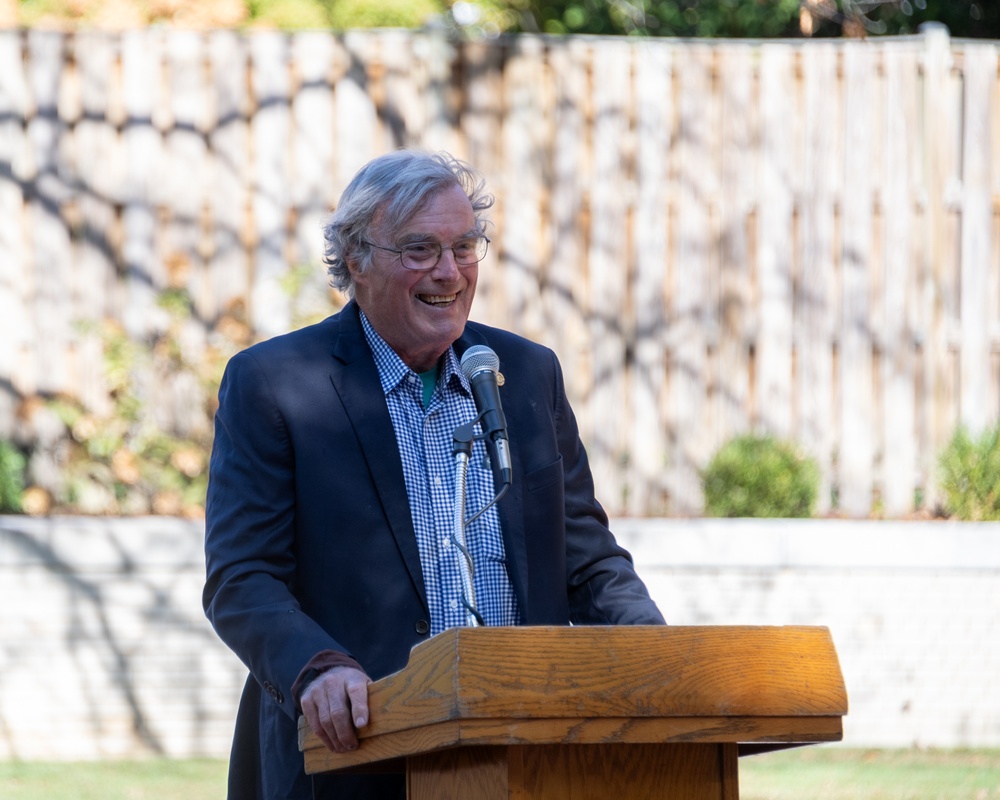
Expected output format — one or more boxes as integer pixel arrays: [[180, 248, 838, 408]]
[[351, 184, 479, 373]]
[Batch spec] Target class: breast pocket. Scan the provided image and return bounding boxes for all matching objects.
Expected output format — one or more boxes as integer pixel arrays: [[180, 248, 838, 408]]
[[522, 456, 566, 546], [525, 456, 564, 494]]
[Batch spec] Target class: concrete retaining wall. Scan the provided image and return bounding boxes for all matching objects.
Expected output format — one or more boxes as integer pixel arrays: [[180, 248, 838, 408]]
[[616, 518, 1000, 749], [1, 516, 997, 759]]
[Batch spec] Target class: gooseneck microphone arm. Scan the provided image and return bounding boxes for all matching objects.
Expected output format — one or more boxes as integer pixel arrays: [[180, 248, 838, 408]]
[[451, 421, 484, 627], [448, 345, 513, 629]]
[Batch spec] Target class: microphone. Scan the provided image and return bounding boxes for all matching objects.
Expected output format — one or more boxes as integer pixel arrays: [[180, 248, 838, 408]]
[[460, 345, 512, 488]]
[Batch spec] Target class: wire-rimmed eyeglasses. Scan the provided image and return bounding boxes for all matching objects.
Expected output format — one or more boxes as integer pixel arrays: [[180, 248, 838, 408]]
[[363, 235, 490, 271]]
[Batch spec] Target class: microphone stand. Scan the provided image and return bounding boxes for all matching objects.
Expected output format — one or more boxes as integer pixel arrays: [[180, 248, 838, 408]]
[[451, 421, 483, 627]]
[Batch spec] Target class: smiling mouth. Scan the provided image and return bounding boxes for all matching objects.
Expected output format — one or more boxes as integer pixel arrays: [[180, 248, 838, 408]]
[[418, 293, 458, 307]]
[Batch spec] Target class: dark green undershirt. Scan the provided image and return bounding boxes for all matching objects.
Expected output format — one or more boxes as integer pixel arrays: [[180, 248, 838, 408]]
[[419, 367, 437, 408]]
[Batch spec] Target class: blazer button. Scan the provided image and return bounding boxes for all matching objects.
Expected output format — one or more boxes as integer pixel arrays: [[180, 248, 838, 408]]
[[263, 681, 284, 704], [414, 619, 430, 635]]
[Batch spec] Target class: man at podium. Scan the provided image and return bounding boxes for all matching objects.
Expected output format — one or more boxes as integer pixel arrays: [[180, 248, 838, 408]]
[[203, 150, 665, 799]]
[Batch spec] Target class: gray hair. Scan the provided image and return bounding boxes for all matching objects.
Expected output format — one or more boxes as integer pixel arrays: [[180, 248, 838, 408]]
[[323, 150, 494, 297]]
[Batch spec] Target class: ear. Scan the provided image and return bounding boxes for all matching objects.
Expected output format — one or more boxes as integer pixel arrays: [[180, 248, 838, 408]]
[[345, 252, 365, 281]]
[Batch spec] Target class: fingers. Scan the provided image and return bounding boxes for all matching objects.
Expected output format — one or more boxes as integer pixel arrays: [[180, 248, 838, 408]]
[[300, 667, 372, 753], [345, 671, 371, 728]]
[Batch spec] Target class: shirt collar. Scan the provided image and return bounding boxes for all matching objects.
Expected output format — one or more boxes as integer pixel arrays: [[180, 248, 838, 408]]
[[359, 310, 469, 398]]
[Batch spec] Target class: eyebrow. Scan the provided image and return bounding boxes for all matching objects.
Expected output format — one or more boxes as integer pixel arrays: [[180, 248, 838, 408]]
[[395, 228, 482, 245]]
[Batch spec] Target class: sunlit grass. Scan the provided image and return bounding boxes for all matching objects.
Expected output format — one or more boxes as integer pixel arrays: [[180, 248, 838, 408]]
[[2, 749, 999, 799], [0, 759, 227, 800], [740, 747, 1000, 800]]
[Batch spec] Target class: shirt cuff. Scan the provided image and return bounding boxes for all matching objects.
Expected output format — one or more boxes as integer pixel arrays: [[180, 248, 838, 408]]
[[292, 650, 367, 710]]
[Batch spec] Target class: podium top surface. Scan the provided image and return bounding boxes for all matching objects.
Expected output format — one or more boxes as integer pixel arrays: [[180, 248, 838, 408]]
[[298, 625, 847, 772]]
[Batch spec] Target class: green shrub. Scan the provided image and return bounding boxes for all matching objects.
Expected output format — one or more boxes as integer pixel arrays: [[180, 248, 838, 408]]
[[938, 422, 1000, 521], [702, 433, 819, 518], [0, 441, 26, 513]]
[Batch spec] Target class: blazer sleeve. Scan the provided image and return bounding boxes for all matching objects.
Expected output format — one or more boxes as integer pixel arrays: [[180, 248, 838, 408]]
[[202, 349, 351, 720]]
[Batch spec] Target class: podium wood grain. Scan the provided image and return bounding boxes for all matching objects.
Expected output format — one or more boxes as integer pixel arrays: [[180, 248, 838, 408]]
[[298, 626, 846, 799]]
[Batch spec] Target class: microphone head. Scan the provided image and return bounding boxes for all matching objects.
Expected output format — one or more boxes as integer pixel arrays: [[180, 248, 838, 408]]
[[460, 345, 500, 380]]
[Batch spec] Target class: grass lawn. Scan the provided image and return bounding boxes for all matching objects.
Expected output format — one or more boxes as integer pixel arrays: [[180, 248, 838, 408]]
[[740, 747, 1000, 799], [0, 759, 228, 800], [1, 749, 999, 798]]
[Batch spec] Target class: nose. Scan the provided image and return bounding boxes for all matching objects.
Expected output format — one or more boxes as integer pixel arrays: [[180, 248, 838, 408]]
[[431, 245, 462, 278]]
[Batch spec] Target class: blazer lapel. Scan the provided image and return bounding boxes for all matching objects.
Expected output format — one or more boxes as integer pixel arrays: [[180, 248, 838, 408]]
[[327, 303, 428, 611]]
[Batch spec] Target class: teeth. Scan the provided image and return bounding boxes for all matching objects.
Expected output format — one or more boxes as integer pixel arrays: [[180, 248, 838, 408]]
[[419, 294, 457, 306]]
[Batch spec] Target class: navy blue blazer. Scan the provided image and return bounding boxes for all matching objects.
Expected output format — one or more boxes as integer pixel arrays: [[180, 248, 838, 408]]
[[203, 301, 664, 799]]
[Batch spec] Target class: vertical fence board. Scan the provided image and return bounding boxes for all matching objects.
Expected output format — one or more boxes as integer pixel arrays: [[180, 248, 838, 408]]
[[993, 47, 1000, 422], [291, 31, 334, 266], [668, 44, 714, 514], [73, 32, 118, 316], [459, 39, 504, 323], [72, 32, 119, 414], [628, 40, 672, 516], [717, 45, 753, 449], [797, 43, 839, 514], [416, 29, 458, 154], [880, 45, 920, 516], [290, 31, 336, 324], [249, 32, 291, 338], [0, 31, 28, 429], [499, 36, 546, 342], [543, 37, 590, 403], [587, 38, 632, 507], [334, 32, 379, 192], [164, 31, 209, 320], [162, 31, 212, 437], [207, 30, 250, 325], [838, 42, 877, 516], [921, 26, 959, 505], [698, 47, 723, 462], [959, 45, 995, 433], [120, 29, 162, 339], [25, 30, 72, 396], [757, 44, 796, 439], [376, 29, 419, 151]]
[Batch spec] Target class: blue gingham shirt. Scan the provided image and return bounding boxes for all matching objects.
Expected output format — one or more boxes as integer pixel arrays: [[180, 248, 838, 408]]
[[361, 312, 521, 635]]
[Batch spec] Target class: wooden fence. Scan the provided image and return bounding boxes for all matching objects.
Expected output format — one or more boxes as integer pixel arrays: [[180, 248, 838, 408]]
[[0, 25, 997, 517]]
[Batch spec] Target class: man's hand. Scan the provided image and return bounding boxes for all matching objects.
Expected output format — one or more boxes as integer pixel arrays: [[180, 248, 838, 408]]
[[300, 665, 372, 752]]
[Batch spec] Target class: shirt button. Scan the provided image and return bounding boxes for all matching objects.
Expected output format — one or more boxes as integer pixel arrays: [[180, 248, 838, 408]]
[[449, 598, 458, 610], [415, 619, 430, 635]]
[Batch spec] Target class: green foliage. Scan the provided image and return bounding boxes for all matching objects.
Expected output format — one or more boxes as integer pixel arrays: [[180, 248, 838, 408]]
[[13, 0, 1000, 37], [938, 422, 1000, 521], [248, 0, 332, 29], [42, 313, 216, 516], [702, 433, 819, 518], [507, 0, 1000, 38], [519, 0, 801, 37], [17, 287, 247, 517], [326, 0, 446, 30], [814, 0, 1000, 38], [0, 441, 26, 513]]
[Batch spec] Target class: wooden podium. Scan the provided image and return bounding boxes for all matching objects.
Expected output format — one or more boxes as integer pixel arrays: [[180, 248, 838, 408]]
[[298, 626, 847, 799]]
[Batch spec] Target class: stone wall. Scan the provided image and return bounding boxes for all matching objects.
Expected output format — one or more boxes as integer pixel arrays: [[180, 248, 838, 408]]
[[1, 515, 997, 759]]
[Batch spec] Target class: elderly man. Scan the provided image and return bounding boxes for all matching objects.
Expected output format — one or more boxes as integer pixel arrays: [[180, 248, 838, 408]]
[[203, 150, 664, 799]]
